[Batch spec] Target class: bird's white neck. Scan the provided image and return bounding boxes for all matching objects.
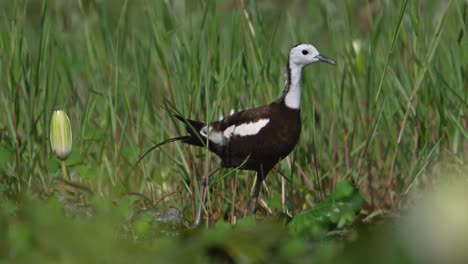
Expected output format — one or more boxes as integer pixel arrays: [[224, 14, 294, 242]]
[[284, 63, 303, 109]]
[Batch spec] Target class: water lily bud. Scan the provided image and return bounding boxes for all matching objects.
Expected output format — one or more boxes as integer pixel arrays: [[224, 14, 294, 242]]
[[50, 110, 72, 160]]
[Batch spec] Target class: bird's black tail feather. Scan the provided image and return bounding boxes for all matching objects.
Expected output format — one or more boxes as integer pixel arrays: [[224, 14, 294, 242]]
[[128, 102, 209, 178], [162, 101, 207, 147], [173, 114, 206, 147]]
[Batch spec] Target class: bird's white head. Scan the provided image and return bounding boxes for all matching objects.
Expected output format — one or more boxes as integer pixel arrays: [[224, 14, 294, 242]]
[[289, 44, 336, 67]]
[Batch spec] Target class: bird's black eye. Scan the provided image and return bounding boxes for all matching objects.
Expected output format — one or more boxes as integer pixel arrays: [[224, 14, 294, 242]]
[[302, 50, 309, 55]]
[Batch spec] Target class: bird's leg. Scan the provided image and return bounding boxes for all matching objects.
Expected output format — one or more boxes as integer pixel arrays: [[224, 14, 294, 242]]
[[194, 167, 221, 226], [250, 174, 263, 214], [250, 165, 267, 214]]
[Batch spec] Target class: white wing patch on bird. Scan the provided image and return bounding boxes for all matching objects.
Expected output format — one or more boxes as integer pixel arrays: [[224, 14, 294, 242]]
[[200, 118, 270, 146], [223, 125, 236, 139], [233, 118, 270, 136]]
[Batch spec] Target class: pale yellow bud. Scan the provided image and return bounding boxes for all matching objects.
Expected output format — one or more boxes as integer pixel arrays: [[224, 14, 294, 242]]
[[50, 110, 72, 160]]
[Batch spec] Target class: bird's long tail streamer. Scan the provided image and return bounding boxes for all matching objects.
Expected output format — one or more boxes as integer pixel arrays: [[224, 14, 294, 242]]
[[127, 136, 191, 178]]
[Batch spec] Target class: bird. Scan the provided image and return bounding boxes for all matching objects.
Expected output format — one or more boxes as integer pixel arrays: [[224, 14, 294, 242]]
[[167, 44, 335, 224]]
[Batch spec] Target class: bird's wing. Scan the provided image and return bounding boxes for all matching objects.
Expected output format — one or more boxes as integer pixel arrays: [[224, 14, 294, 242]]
[[202, 106, 272, 147]]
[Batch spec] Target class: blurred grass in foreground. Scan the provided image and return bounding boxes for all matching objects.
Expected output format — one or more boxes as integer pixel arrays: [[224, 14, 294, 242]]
[[2, 160, 467, 263]]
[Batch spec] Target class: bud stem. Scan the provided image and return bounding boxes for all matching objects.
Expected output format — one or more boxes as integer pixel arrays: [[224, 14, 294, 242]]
[[61, 160, 69, 180]]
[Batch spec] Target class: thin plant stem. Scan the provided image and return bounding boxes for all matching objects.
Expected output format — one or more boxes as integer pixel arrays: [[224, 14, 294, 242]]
[[61, 160, 69, 181]]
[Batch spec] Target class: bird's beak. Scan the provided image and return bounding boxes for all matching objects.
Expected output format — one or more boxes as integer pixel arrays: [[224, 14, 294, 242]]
[[315, 55, 336, 65]]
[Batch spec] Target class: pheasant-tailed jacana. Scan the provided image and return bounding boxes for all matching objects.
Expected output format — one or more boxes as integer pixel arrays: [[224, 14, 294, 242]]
[[174, 44, 335, 224]]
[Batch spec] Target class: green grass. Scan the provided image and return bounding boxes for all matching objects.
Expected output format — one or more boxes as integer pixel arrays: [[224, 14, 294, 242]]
[[0, 0, 467, 262]]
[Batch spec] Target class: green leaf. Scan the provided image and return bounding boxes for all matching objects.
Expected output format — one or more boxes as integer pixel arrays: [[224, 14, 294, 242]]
[[45, 158, 60, 173], [288, 182, 363, 240]]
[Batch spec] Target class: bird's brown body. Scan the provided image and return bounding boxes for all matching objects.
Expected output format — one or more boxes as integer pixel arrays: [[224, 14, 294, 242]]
[[177, 99, 300, 180]]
